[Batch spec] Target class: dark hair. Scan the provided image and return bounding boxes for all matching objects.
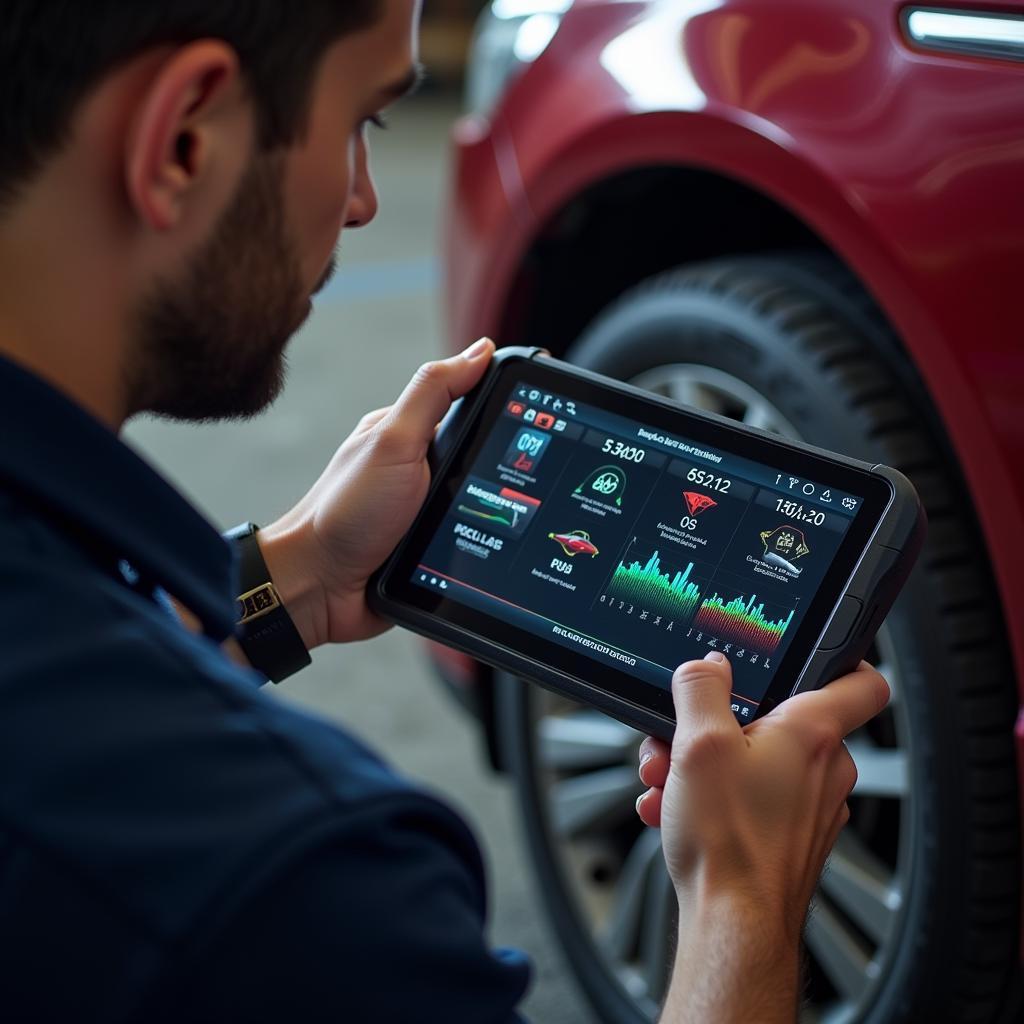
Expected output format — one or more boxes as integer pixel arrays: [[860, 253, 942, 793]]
[[0, 1, 379, 206]]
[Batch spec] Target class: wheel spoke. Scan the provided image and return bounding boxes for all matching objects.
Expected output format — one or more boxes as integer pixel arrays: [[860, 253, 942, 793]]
[[818, 1000, 859, 1024], [550, 766, 642, 836], [805, 900, 878, 1004], [741, 402, 777, 431], [665, 376, 708, 409], [538, 711, 639, 771], [601, 828, 663, 961], [639, 856, 675, 999], [820, 830, 900, 945], [848, 742, 908, 798]]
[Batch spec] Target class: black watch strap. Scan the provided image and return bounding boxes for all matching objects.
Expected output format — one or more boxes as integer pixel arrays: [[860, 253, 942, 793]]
[[225, 522, 311, 683]]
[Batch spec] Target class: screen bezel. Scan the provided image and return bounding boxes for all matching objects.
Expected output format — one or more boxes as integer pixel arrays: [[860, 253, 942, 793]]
[[379, 355, 895, 720]]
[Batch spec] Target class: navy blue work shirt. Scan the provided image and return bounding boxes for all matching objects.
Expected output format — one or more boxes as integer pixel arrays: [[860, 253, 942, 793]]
[[0, 355, 530, 1023]]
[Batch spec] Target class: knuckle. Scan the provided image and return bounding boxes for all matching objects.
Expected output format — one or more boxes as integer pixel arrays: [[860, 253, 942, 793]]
[[871, 670, 892, 712], [838, 747, 859, 795], [673, 727, 733, 774], [672, 660, 726, 689], [413, 360, 445, 388], [801, 718, 844, 759], [366, 418, 411, 461], [357, 408, 385, 431]]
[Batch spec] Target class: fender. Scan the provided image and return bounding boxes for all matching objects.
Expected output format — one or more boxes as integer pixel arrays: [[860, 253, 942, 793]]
[[447, 0, 1024, 690]]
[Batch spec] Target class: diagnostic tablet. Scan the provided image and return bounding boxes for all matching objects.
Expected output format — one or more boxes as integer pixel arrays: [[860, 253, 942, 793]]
[[369, 348, 925, 740]]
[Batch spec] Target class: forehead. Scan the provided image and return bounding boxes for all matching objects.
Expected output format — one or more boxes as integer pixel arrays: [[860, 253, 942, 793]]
[[320, 0, 421, 96]]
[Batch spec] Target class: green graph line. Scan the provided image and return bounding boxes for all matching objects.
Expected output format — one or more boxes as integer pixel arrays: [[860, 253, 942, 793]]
[[457, 504, 514, 527], [608, 550, 703, 619]]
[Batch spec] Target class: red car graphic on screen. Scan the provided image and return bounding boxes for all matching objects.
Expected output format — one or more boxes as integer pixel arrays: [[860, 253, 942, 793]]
[[548, 529, 600, 557]]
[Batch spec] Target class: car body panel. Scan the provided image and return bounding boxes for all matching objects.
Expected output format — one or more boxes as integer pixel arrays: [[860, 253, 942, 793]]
[[444, 0, 1024, 733]]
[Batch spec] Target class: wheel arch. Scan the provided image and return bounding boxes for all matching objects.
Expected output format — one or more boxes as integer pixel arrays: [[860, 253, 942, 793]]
[[474, 110, 1024, 696]]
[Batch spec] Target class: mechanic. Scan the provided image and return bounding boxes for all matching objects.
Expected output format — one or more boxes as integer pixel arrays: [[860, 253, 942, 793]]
[[0, 2, 888, 1021]]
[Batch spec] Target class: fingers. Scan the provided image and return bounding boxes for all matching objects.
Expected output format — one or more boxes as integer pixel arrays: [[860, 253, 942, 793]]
[[776, 664, 890, 742], [671, 652, 739, 743], [636, 786, 663, 828], [381, 338, 494, 455], [636, 736, 670, 828], [638, 736, 670, 788]]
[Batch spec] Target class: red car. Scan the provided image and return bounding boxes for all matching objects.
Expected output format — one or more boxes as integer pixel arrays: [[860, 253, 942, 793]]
[[433, 3, 1024, 1022], [549, 529, 601, 556]]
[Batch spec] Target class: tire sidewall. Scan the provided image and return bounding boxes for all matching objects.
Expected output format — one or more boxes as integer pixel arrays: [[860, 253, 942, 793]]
[[499, 267, 991, 1023]]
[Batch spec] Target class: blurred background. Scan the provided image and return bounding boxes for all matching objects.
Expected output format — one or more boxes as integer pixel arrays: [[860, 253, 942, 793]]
[[128, 2, 590, 1020]]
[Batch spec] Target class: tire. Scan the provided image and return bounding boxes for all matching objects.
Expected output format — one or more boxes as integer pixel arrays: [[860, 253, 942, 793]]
[[497, 253, 1022, 1023]]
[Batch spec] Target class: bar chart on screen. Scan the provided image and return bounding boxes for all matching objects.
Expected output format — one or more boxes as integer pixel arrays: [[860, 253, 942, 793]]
[[692, 591, 795, 654], [602, 545, 706, 622]]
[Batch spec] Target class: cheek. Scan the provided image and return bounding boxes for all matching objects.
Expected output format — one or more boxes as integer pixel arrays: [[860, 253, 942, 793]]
[[283, 145, 354, 280]]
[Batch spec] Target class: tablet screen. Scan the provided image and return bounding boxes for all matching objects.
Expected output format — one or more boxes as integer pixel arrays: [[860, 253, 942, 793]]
[[391, 363, 892, 721]]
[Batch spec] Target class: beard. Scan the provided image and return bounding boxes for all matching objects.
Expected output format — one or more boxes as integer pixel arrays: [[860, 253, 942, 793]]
[[128, 152, 312, 422]]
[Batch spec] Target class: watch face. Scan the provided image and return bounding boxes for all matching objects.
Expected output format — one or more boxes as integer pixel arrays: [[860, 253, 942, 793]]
[[237, 582, 281, 624], [383, 357, 894, 723]]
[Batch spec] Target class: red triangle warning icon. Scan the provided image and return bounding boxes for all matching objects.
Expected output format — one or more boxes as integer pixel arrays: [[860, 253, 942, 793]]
[[683, 491, 718, 516]]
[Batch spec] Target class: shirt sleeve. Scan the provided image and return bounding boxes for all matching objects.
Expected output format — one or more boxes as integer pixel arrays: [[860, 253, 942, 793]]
[[144, 796, 532, 1024]]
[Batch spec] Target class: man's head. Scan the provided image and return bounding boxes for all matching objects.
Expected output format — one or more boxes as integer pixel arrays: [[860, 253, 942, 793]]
[[0, 1, 422, 423]]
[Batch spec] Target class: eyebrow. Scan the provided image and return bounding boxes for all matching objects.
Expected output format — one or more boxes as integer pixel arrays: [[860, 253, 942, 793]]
[[377, 63, 426, 103]]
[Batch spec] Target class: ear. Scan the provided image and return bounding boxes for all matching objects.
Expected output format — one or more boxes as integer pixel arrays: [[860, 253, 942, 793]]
[[125, 40, 249, 232]]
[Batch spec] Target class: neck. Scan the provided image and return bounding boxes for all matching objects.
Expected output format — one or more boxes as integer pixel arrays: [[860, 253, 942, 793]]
[[0, 323, 127, 434], [0, 168, 134, 432]]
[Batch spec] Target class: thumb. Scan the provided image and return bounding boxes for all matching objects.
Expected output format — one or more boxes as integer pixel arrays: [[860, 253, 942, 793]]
[[671, 652, 739, 746], [384, 338, 494, 452]]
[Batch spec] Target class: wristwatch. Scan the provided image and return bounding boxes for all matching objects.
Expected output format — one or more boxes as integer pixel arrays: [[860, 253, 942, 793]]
[[225, 522, 311, 683]]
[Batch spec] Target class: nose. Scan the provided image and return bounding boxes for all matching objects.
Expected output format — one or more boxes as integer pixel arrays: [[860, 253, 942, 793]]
[[345, 134, 379, 229]]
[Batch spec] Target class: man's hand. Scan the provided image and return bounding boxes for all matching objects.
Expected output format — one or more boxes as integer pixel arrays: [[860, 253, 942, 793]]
[[637, 654, 889, 1022], [256, 338, 494, 649]]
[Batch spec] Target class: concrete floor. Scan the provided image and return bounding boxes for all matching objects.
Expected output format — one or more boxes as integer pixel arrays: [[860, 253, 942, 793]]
[[128, 96, 592, 1024]]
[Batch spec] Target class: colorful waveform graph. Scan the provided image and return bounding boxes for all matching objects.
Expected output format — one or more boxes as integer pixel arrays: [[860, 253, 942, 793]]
[[693, 592, 795, 654], [606, 549, 704, 620]]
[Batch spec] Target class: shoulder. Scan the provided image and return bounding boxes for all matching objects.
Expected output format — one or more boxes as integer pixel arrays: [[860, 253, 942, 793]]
[[0, 490, 525, 1020], [0, 511, 463, 942]]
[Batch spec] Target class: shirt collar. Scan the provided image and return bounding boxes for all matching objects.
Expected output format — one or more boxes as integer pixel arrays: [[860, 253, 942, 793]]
[[0, 354, 237, 640]]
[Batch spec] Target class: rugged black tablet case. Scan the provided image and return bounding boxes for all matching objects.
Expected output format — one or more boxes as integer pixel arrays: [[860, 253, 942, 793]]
[[369, 347, 926, 740]]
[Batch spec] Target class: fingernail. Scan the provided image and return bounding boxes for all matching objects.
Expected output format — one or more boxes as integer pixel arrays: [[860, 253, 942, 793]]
[[635, 793, 646, 814], [463, 337, 492, 360], [704, 651, 726, 663], [639, 749, 653, 767]]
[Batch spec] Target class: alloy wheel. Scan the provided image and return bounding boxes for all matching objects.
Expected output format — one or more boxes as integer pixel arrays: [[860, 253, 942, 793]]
[[524, 362, 915, 1021]]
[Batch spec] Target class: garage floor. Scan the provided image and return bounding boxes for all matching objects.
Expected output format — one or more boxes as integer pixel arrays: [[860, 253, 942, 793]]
[[128, 96, 593, 1024]]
